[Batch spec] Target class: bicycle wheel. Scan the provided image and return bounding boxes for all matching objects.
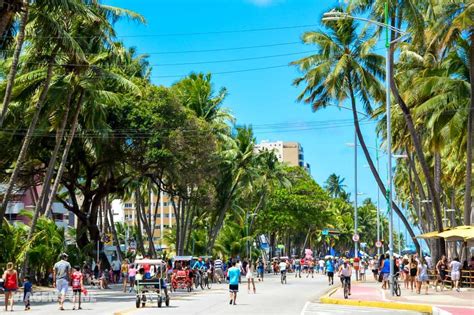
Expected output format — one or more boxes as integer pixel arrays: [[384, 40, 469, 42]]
[[200, 276, 204, 290], [207, 277, 212, 289], [194, 275, 199, 289], [395, 284, 401, 296]]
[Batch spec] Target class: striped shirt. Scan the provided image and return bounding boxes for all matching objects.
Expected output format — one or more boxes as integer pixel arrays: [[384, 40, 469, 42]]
[[214, 259, 223, 270]]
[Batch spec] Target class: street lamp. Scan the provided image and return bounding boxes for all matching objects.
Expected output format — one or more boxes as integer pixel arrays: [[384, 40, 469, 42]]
[[326, 6, 409, 296]]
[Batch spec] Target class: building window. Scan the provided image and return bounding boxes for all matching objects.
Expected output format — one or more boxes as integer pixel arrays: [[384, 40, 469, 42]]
[[124, 203, 133, 208]]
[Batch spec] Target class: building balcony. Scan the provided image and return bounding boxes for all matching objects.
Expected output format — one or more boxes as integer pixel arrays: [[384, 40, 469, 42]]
[[52, 202, 67, 214], [6, 202, 25, 214]]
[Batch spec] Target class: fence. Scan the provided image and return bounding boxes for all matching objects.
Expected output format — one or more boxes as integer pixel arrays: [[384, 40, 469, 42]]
[[428, 269, 474, 288]]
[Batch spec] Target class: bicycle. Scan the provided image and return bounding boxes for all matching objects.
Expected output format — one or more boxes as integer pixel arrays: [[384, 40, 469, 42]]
[[340, 276, 350, 299], [392, 272, 401, 296], [193, 270, 203, 289], [280, 270, 287, 284]]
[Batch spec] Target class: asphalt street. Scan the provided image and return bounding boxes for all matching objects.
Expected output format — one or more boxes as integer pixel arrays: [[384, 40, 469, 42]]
[[1, 273, 421, 315]]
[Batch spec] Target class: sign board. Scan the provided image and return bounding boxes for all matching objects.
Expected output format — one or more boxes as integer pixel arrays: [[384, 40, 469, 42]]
[[277, 244, 285, 249], [322, 228, 329, 236], [352, 234, 360, 242], [376, 241, 382, 248]]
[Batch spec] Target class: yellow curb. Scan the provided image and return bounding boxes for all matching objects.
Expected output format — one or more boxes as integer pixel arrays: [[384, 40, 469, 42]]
[[114, 307, 137, 315], [320, 288, 433, 314]]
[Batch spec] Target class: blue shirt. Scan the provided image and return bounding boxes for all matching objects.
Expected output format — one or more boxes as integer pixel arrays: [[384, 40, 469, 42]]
[[192, 261, 205, 270], [381, 259, 390, 273], [228, 267, 240, 285], [326, 260, 334, 272]]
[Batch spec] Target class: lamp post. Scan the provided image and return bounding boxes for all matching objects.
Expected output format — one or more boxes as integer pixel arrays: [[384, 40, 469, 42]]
[[325, 7, 409, 295]]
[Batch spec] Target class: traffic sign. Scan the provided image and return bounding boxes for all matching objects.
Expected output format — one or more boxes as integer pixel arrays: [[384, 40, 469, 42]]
[[376, 241, 382, 248], [352, 234, 360, 242]]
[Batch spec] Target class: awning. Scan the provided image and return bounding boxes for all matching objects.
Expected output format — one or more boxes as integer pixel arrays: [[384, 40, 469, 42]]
[[415, 230, 443, 239], [437, 226, 474, 241]]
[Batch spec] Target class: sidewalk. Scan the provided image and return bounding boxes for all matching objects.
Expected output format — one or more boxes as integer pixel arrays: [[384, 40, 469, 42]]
[[321, 278, 474, 315]]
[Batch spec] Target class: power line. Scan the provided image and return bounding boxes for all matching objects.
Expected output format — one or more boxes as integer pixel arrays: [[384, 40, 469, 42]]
[[22, 50, 315, 67], [0, 41, 303, 56], [17, 24, 322, 40]]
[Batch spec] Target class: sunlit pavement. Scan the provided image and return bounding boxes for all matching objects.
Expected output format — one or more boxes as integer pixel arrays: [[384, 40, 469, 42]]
[[0, 274, 421, 314]]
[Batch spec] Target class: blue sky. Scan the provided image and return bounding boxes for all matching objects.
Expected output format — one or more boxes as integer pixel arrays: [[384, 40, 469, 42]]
[[106, 0, 414, 243]]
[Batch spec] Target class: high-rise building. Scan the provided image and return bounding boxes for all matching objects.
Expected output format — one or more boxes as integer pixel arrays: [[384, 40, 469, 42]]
[[118, 191, 176, 250], [255, 140, 311, 173]]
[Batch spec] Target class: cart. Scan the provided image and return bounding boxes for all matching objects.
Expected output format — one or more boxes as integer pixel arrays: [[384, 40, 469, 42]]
[[134, 259, 170, 308], [170, 256, 193, 292]]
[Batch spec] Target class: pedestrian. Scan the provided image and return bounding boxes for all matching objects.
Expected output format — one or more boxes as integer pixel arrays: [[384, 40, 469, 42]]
[[227, 261, 240, 305], [408, 256, 417, 291], [359, 259, 366, 281], [236, 260, 242, 283], [53, 253, 72, 310], [23, 275, 32, 311], [257, 259, 264, 282], [450, 257, 462, 292], [294, 258, 301, 278], [121, 260, 129, 292], [319, 259, 325, 274], [128, 263, 137, 292], [435, 255, 448, 292], [416, 256, 429, 295], [71, 266, 84, 310], [380, 254, 390, 290], [337, 259, 352, 296], [2, 262, 18, 312], [214, 257, 224, 283], [246, 261, 256, 294], [308, 260, 315, 278], [326, 259, 335, 285]]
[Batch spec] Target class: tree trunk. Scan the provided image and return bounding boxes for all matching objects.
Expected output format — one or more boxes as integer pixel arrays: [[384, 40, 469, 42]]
[[434, 152, 443, 227], [464, 32, 473, 226], [44, 90, 85, 217], [0, 0, 29, 127], [347, 77, 422, 254], [407, 152, 435, 231], [107, 195, 123, 261], [389, 43, 445, 256], [0, 51, 56, 228], [134, 189, 145, 255], [36, 95, 73, 217]]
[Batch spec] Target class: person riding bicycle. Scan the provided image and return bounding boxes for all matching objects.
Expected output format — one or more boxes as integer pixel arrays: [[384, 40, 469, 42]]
[[192, 258, 207, 283], [338, 259, 352, 296]]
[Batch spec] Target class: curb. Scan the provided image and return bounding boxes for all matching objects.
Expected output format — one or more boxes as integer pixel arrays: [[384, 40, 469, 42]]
[[320, 287, 433, 314]]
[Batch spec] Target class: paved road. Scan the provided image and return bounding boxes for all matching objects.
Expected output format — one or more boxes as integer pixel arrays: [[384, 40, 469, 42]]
[[1, 273, 421, 314]]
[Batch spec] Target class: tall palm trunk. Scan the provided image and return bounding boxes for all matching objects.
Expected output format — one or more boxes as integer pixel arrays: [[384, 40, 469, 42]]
[[389, 39, 445, 256], [134, 189, 145, 255], [464, 32, 474, 226], [347, 77, 421, 254], [36, 95, 73, 216], [0, 51, 57, 229], [44, 90, 85, 217], [107, 195, 123, 261], [0, 0, 29, 127]]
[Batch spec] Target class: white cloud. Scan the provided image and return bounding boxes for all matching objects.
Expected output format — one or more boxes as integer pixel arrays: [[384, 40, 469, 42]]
[[246, 0, 283, 7]]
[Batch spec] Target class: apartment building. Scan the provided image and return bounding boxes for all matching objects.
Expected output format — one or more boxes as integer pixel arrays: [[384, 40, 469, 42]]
[[255, 140, 311, 173], [0, 184, 73, 228], [119, 191, 176, 246]]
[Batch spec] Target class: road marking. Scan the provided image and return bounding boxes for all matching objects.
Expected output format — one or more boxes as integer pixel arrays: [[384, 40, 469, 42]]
[[300, 301, 310, 315]]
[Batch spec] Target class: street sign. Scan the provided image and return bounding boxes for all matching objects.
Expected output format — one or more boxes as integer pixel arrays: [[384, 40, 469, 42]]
[[322, 228, 329, 236], [352, 234, 360, 242], [376, 241, 382, 248]]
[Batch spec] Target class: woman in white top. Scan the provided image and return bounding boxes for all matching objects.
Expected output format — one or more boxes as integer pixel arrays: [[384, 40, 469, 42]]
[[416, 256, 429, 294], [246, 261, 256, 294], [450, 257, 462, 292]]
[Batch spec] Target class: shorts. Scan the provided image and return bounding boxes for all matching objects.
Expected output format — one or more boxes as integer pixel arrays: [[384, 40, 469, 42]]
[[451, 271, 460, 281], [327, 272, 334, 277], [129, 276, 136, 283], [372, 269, 378, 275], [121, 272, 128, 278], [73, 288, 82, 294], [56, 279, 69, 295], [438, 271, 447, 281], [417, 274, 429, 282], [4, 288, 17, 292], [229, 284, 239, 292], [23, 292, 31, 302]]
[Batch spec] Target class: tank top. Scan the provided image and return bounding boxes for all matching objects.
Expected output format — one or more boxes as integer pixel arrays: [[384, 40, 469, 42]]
[[4, 271, 18, 289], [71, 271, 83, 289], [341, 266, 352, 277]]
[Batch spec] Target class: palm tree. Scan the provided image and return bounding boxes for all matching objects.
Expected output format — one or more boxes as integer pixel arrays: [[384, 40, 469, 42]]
[[325, 173, 347, 198], [292, 13, 421, 253]]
